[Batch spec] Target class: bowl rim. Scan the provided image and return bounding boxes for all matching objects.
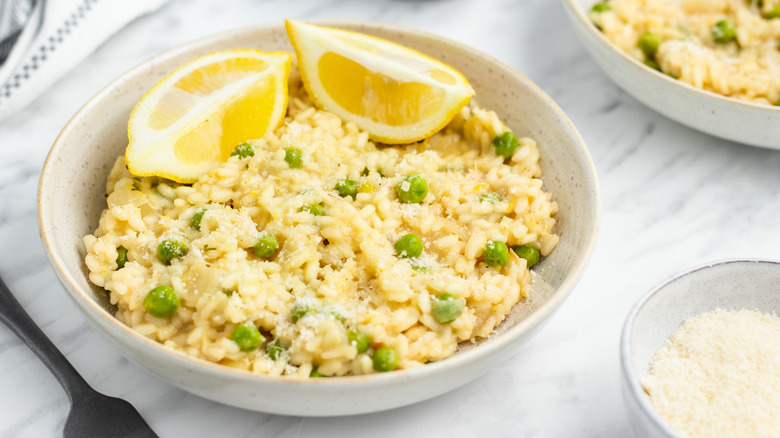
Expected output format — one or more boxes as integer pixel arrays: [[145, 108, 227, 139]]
[[619, 258, 780, 437], [562, 0, 780, 114], [38, 19, 601, 387]]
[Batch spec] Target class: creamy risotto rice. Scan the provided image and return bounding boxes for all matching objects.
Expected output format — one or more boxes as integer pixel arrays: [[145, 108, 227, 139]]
[[83, 73, 559, 377], [591, 0, 780, 105]]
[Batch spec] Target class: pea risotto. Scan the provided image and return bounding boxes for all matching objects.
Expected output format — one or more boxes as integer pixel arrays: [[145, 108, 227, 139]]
[[590, 0, 780, 106], [83, 73, 559, 377]]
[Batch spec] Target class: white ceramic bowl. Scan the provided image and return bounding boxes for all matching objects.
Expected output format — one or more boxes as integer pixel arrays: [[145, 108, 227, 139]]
[[562, 0, 780, 149], [621, 259, 780, 437], [38, 20, 600, 416]]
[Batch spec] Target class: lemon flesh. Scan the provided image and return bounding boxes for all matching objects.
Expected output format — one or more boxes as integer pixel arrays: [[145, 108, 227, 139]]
[[126, 49, 291, 183], [286, 20, 474, 144]]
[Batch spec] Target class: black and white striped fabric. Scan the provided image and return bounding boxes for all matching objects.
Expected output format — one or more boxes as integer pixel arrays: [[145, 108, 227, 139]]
[[0, 0, 169, 122]]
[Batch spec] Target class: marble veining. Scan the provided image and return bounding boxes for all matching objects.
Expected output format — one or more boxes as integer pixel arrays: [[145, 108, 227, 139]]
[[1, 0, 779, 436]]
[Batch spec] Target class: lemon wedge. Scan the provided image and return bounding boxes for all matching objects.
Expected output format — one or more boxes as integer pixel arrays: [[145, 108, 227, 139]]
[[126, 49, 291, 183], [285, 20, 474, 144]]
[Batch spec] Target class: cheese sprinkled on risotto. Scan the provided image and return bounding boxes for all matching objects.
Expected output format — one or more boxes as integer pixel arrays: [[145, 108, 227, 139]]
[[83, 73, 559, 377]]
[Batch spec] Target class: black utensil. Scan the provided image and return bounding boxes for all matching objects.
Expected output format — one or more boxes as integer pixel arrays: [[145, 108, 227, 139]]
[[0, 275, 158, 437]]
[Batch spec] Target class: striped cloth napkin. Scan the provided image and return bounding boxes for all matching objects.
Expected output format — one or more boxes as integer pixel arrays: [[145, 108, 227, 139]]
[[0, 0, 169, 122]]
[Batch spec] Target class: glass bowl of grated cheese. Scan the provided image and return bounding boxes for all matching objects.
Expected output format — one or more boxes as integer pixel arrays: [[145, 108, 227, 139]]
[[620, 259, 780, 438]]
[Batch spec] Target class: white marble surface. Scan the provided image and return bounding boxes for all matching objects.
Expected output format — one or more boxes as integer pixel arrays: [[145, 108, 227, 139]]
[[1, 0, 779, 436]]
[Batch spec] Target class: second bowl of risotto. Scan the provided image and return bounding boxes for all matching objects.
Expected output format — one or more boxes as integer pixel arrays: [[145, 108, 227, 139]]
[[38, 20, 599, 415], [563, 0, 780, 149]]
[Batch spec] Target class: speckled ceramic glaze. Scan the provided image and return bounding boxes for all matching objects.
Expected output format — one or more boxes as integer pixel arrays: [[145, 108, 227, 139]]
[[621, 259, 780, 437], [562, 0, 780, 149], [38, 20, 599, 416]]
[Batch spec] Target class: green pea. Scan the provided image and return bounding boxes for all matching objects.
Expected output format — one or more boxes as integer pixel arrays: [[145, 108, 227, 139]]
[[191, 209, 206, 231], [347, 329, 371, 354], [372, 346, 399, 372], [300, 203, 326, 216], [231, 322, 264, 352], [253, 233, 278, 259], [591, 2, 610, 12], [224, 289, 236, 297], [291, 302, 316, 322], [513, 245, 541, 268], [310, 367, 324, 378], [764, 5, 780, 19], [358, 181, 373, 193], [284, 147, 302, 168], [157, 239, 188, 265], [479, 192, 501, 204], [266, 339, 285, 360], [361, 167, 383, 177], [231, 142, 255, 159], [143, 285, 180, 318], [431, 294, 465, 324], [492, 131, 519, 159], [643, 58, 661, 71], [412, 265, 430, 273], [638, 31, 661, 57], [116, 247, 128, 269], [711, 20, 736, 43], [394, 233, 423, 258], [483, 240, 509, 268], [396, 174, 429, 203], [335, 179, 359, 199], [329, 310, 345, 322]]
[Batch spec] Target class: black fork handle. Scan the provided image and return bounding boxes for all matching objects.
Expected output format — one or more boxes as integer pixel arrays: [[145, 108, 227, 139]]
[[0, 275, 94, 401]]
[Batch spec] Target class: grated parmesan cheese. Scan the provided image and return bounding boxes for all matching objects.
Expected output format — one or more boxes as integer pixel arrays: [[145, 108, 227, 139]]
[[641, 309, 780, 437]]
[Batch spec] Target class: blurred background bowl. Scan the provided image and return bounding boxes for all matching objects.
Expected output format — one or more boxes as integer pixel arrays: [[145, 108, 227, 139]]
[[562, 0, 780, 149], [620, 259, 780, 437], [38, 19, 599, 416]]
